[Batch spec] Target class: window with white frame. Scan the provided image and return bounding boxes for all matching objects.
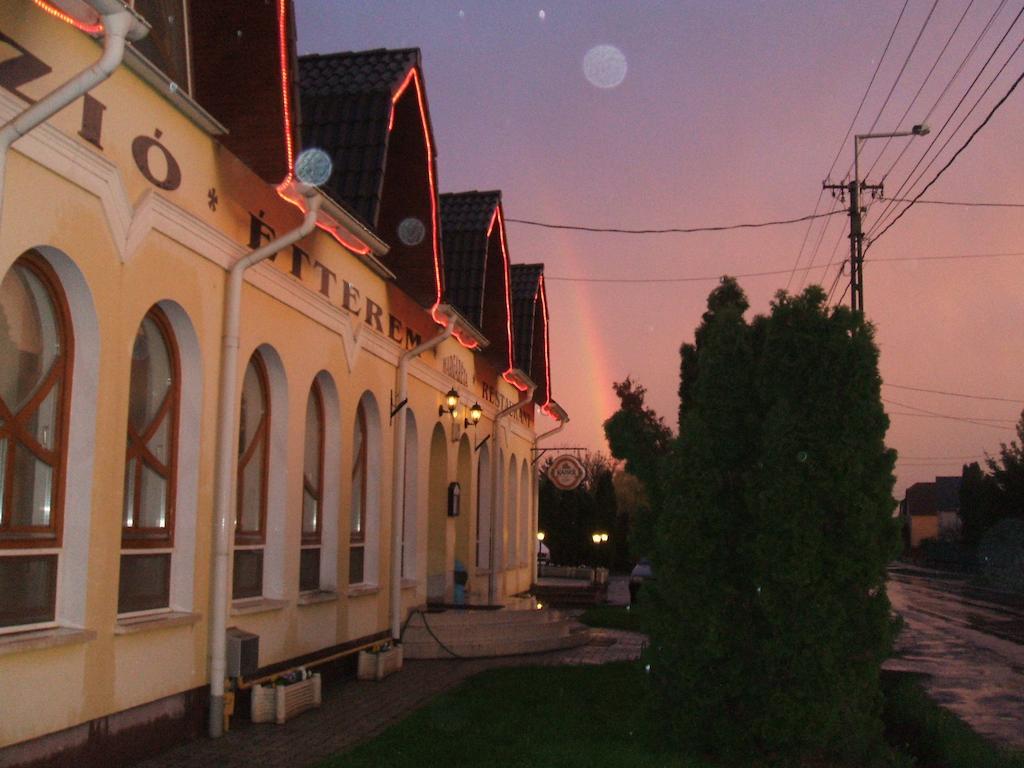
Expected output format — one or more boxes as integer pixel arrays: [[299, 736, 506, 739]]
[[349, 402, 368, 585], [0, 254, 72, 630], [233, 353, 269, 600], [300, 380, 324, 592], [118, 307, 180, 614]]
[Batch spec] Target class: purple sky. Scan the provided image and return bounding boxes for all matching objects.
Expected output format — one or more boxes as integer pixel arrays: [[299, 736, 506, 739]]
[[296, 1, 1024, 498]]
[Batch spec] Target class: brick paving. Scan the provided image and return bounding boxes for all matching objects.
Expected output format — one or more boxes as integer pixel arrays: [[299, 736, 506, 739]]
[[133, 627, 646, 768]]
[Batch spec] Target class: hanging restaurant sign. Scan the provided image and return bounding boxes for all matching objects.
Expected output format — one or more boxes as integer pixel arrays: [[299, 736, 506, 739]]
[[547, 454, 586, 491]]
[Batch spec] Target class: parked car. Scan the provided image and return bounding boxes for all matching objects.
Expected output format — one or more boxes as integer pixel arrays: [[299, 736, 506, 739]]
[[629, 558, 654, 604]]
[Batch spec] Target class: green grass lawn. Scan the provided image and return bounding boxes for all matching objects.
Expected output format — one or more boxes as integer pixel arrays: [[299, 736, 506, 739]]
[[320, 662, 702, 768], [321, 607, 1023, 768]]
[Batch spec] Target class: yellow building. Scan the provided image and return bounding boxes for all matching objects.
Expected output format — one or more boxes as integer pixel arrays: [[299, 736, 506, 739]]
[[0, 2, 567, 763]]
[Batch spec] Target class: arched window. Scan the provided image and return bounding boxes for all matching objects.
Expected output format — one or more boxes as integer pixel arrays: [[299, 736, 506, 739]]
[[0, 254, 72, 629], [349, 402, 368, 584], [118, 307, 180, 614], [233, 353, 269, 599], [300, 380, 324, 592]]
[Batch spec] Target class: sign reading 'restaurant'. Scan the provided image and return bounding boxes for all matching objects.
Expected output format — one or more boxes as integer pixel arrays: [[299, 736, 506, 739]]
[[547, 455, 586, 491]]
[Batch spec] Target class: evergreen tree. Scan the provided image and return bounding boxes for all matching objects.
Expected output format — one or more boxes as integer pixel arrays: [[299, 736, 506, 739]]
[[630, 282, 899, 764]]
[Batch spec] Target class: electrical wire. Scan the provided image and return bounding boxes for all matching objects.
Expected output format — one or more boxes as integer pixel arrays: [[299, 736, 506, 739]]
[[884, 197, 1024, 207], [863, 0, 979, 180], [867, 5, 1024, 239], [886, 411, 1015, 430], [503, 209, 844, 235], [543, 251, 1024, 284], [883, 382, 1023, 403], [883, 396, 1018, 426], [868, 62, 1024, 247], [874, 0, 1011, 188], [789, 0, 910, 293]]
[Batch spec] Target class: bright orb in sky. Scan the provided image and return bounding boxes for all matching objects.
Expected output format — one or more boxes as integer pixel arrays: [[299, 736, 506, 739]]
[[397, 217, 426, 246], [539, 9, 546, 20], [583, 44, 627, 89]]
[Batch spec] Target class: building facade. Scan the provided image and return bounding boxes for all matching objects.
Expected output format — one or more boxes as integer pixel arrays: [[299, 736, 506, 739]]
[[0, 2, 566, 763]]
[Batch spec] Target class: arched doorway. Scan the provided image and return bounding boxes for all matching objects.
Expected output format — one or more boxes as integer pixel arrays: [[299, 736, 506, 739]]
[[425, 423, 448, 602]]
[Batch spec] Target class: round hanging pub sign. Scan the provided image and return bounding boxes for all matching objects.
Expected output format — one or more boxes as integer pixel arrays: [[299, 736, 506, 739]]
[[547, 454, 586, 491]]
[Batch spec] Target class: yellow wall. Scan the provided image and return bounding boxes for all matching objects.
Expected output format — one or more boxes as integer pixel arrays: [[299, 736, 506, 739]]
[[0, 8, 540, 749]]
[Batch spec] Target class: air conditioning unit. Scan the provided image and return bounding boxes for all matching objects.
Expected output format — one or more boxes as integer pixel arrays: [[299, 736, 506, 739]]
[[226, 627, 259, 678]]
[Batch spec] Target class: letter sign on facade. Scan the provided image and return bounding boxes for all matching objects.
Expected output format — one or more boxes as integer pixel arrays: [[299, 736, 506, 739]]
[[547, 455, 586, 491]]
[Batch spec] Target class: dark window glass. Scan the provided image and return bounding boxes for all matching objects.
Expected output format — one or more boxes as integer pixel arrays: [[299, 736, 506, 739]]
[[232, 549, 263, 600], [0, 555, 57, 627], [348, 546, 364, 587], [299, 548, 320, 593], [117, 553, 171, 613], [131, 0, 190, 91]]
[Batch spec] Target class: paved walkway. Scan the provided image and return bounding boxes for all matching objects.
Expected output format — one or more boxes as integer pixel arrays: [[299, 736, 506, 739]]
[[134, 627, 646, 768]]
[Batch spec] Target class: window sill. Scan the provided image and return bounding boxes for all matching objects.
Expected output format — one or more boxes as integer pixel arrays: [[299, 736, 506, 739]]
[[347, 584, 380, 599], [298, 590, 338, 607], [230, 597, 288, 616], [0, 626, 96, 657], [401, 579, 418, 590], [115, 611, 201, 635]]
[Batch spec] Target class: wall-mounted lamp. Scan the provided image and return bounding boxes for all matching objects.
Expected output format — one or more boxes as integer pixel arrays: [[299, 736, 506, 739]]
[[438, 388, 459, 419], [464, 402, 482, 429]]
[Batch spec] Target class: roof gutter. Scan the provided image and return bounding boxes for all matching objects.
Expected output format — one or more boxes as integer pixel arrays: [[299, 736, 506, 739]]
[[208, 185, 322, 738], [0, 1, 148, 229], [388, 304, 459, 640], [487, 369, 536, 604]]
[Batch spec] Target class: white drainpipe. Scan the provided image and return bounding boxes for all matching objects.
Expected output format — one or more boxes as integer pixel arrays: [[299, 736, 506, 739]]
[[487, 380, 536, 604], [0, 2, 148, 228], [389, 304, 457, 640], [532, 405, 568, 583], [208, 186, 322, 738]]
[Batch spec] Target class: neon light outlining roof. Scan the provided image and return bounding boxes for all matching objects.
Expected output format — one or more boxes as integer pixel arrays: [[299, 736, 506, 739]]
[[33, 0, 104, 35], [489, 205, 525, 391], [277, 0, 295, 173]]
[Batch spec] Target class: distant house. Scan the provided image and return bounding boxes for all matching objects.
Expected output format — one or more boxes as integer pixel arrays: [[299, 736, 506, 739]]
[[900, 475, 962, 549]]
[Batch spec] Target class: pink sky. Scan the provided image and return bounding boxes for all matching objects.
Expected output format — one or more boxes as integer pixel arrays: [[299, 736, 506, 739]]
[[296, 1, 1024, 498]]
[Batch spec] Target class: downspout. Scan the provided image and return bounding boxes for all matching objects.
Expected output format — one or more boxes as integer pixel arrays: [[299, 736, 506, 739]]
[[0, 2, 148, 228], [389, 304, 457, 641], [532, 408, 568, 584], [208, 186, 322, 738], [487, 382, 537, 604]]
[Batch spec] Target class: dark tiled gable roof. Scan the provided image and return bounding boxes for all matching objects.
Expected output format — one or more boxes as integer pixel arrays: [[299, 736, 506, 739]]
[[934, 476, 962, 511], [298, 49, 421, 226], [510, 264, 544, 373], [439, 191, 502, 327]]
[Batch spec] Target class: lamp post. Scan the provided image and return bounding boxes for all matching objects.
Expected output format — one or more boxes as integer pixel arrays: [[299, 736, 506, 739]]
[[825, 123, 928, 313]]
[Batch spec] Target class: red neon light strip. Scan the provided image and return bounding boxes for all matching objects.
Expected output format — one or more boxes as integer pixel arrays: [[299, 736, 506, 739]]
[[277, 0, 295, 174], [492, 204, 525, 391], [389, 67, 462, 348], [33, 0, 104, 35], [275, 181, 373, 256], [538, 274, 556, 418]]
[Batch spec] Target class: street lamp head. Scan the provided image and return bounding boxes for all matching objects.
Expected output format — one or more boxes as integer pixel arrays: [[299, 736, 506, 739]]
[[600, 533, 609, 542], [592, 533, 601, 544], [912, 123, 930, 136], [536, 531, 545, 541], [439, 388, 459, 417]]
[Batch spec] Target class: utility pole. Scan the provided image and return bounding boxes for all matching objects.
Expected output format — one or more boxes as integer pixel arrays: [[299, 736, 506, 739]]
[[823, 177, 880, 314], [823, 124, 929, 314]]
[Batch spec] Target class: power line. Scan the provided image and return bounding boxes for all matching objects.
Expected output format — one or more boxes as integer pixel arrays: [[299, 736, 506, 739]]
[[868, 7, 1024, 240], [543, 251, 1024, 284], [863, 0, 979, 181], [869, 63, 1024, 247], [885, 197, 1024, 207], [872, 0, 1012, 194], [504, 209, 844, 235], [883, 382, 1023, 403], [886, 411, 1016, 430], [883, 396, 1018, 426]]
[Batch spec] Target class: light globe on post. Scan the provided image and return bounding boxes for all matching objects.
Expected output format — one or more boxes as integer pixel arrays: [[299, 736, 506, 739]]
[[464, 402, 482, 429]]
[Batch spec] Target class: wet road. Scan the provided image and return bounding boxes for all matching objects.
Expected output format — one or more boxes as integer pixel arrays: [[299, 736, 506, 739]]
[[885, 565, 1024, 750]]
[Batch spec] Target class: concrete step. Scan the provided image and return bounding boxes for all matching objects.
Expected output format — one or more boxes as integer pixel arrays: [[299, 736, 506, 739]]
[[402, 614, 574, 647], [407, 606, 566, 629], [402, 621, 592, 659]]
